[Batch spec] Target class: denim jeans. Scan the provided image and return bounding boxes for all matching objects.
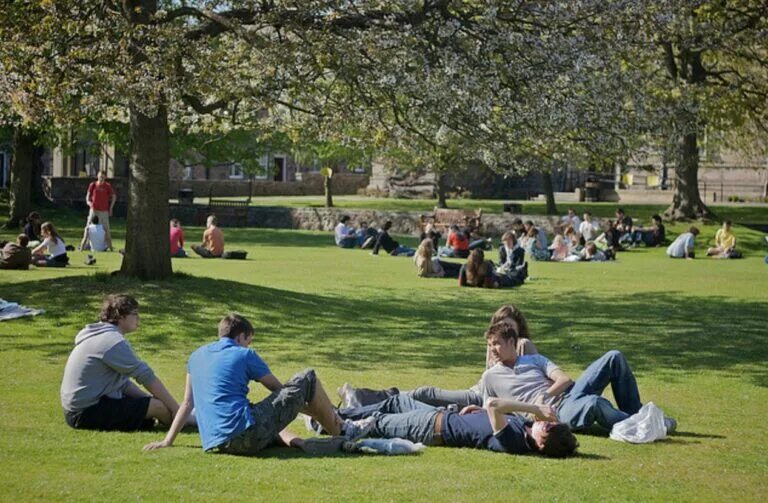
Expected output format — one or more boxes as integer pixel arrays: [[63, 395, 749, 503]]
[[337, 237, 357, 248], [557, 350, 642, 431], [392, 245, 415, 257], [407, 386, 482, 408], [339, 395, 439, 444]]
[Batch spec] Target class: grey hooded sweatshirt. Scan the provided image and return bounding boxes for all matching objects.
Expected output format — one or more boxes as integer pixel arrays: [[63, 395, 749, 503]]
[[60, 322, 156, 413]]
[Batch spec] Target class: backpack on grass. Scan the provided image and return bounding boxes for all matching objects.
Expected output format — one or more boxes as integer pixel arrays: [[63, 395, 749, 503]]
[[222, 250, 248, 260]]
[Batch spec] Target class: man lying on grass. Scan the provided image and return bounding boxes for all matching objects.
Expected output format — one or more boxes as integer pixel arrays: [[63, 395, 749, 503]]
[[60, 294, 191, 431], [322, 394, 577, 458], [480, 322, 677, 434], [143, 314, 371, 455]]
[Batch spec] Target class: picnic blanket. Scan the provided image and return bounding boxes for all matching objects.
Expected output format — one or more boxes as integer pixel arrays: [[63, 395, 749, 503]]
[[0, 299, 45, 321]]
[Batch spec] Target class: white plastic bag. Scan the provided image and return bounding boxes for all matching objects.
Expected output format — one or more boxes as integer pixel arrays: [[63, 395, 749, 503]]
[[356, 438, 426, 455], [609, 402, 667, 444]]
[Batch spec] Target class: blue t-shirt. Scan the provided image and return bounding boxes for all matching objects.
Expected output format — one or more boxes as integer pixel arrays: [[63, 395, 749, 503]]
[[442, 411, 533, 454], [187, 338, 271, 451]]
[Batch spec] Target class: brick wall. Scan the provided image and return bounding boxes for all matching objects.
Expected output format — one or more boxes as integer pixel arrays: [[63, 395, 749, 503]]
[[169, 173, 369, 198]]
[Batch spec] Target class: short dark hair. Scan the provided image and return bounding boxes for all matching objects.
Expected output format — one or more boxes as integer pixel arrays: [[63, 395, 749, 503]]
[[690, 226, 700, 235], [383, 220, 393, 231], [485, 321, 519, 344], [100, 294, 139, 324], [27, 211, 40, 222], [207, 215, 218, 226], [616, 208, 625, 214], [539, 423, 579, 458], [218, 313, 254, 339], [723, 219, 732, 226], [90, 215, 100, 225], [17, 234, 29, 247], [340, 215, 350, 223], [524, 220, 534, 227], [652, 214, 662, 223]]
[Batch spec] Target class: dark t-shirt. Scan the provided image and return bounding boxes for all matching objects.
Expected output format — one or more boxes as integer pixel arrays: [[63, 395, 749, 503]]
[[442, 411, 533, 454]]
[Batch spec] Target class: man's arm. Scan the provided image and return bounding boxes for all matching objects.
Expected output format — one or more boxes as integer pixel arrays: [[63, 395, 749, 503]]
[[109, 192, 117, 215], [545, 368, 573, 397], [485, 397, 557, 434], [143, 375, 194, 450], [123, 380, 150, 398], [85, 184, 93, 207], [144, 377, 181, 417], [259, 373, 283, 392]]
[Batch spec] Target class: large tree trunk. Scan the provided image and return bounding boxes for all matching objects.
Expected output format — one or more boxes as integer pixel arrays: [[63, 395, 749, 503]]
[[542, 170, 558, 215], [6, 129, 35, 228], [119, 105, 172, 279], [664, 131, 713, 220], [435, 171, 448, 208], [324, 175, 333, 208]]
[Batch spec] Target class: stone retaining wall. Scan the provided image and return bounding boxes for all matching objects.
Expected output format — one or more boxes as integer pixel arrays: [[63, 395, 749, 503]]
[[170, 206, 602, 235]]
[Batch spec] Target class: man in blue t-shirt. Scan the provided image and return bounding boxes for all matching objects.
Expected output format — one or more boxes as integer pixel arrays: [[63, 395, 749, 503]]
[[144, 314, 369, 455], [337, 394, 578, 458]]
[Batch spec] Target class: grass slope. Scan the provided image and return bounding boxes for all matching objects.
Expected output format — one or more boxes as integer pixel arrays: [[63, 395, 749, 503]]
[[0, 202, 767, 501]]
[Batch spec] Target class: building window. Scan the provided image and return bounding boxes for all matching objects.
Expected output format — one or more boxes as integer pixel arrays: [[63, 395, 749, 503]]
[[229, 163, 244, 179]]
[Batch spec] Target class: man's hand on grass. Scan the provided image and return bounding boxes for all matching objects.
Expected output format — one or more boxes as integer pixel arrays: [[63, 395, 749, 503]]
[[143, 440, 171, 451]]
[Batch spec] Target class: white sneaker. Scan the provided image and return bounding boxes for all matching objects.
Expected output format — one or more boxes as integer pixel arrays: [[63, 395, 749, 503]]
[[343, 417, 376, 440], [300, 413, 323, 434]]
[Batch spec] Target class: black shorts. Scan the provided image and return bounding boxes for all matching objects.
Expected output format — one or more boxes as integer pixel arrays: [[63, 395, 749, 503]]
[[65, 396, 153, 431]]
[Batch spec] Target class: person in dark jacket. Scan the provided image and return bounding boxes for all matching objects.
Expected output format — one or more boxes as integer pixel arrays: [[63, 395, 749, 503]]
[[0, 235, 32, 270], [372, 221, 415, 256]]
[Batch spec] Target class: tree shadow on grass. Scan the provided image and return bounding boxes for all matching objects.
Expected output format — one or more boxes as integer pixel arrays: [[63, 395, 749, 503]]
[[0, 275, 766, 388]]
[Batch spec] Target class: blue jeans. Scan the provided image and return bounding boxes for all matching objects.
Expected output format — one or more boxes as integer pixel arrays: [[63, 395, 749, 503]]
[[407, 386, 482, 408], [557, 350, 642, 431], [392, 245, 415, 257], [337, 237, 357, 248], [339, 395, 439, 444]]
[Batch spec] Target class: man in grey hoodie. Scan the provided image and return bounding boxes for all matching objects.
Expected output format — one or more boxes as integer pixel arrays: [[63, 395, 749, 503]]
[[60, 294, 184, 431]]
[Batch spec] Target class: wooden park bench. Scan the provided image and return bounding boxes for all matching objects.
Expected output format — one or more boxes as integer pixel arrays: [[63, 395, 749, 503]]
[[420, 207, 483, 236], [207, 196, 250, 227]]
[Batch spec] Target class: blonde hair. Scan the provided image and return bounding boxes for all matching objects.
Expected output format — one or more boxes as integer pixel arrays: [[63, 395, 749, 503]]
[[416, 238, 434, 260]]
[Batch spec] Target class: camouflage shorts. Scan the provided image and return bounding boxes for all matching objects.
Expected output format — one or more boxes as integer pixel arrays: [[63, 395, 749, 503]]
[[217, 368, 317, 455]]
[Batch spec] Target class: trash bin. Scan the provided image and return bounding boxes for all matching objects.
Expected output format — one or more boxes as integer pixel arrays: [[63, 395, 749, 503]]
[[584, 181, 599, 202], [178, 188, 194, 205]]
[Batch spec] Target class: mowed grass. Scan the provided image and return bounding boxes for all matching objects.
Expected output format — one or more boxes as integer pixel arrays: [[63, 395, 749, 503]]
[[1, 202, 767, 501]]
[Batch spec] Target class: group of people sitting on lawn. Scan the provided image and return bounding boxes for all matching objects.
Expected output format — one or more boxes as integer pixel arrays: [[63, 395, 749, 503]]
[[0, 216, 71, 269], [60, 296, 676, 460]]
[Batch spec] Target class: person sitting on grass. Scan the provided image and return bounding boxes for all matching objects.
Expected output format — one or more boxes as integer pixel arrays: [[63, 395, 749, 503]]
[[334, 215, 358, 248], [143, 314, 371, 455], [459, 248, 525, 288], [192, 215, 224, 258], [420, 221, 442, 251], [480, 322, 677, 434], [337, 304, 538, 410], [580, 242, 610, 262], [707, 220, 739, 259], [438, 224, 470, 258], [356, 221, 378, 249], [632, 214, 666, 247], [548, 234, 571, 262], [465, 217, 493, 251], [414, 238, 461, 278], [78, 214, 108, 252], [498, 231, 525, 272], [667, 226, 700, 260], [595, 219, 621, 253], [169, 218, 187, 258], [615, 208, 634, 245], [0, 234, 32, 270], [521, 226, 551, 261], [60, 294, 190, 431], [31, 221, 69, 267], [578, 212, 597, 245], [372, 220, 415, 256], [333, 394, 578, 458], [561, 208, 581, 233], [24, 211, 42, 247]]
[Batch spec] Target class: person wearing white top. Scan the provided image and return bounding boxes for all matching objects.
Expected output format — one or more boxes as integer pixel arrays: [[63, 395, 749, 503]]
[[31, 221, 69, 267], [667, 227, 700, 259], [579, 212, 597, 242], [79, 215, 108, 252], [334, 215, 357, 248]]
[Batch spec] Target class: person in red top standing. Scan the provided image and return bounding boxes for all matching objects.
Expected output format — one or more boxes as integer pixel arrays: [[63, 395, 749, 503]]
[[86, 171, 117, 250], [169, 219, 187, 258]]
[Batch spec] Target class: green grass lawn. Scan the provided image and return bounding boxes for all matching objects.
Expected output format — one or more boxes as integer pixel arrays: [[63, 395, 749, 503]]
[[1, 202, 767, 501]]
